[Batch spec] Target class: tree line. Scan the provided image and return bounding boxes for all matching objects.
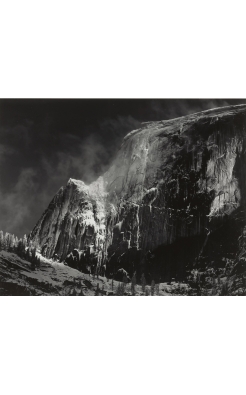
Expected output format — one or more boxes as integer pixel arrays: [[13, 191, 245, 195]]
[[0, 230, 41, 269]]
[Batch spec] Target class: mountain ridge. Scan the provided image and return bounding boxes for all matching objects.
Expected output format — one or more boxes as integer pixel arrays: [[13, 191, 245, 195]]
[[29, 104, 246, 281]]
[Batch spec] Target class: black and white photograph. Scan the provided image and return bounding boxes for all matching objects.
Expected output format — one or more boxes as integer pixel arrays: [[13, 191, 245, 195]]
[[1, 2, 245, 395], [1, 99, 246, 296]]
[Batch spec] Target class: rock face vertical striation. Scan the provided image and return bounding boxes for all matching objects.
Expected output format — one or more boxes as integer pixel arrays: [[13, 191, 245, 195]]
[[29, 105, 246, 279]]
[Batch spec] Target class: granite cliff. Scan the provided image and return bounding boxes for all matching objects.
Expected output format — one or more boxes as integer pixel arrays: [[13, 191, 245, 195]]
[[29, 104, 246, 281]]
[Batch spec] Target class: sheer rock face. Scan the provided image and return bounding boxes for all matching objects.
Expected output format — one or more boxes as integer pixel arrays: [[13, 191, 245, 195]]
[[29, 177, 110, 260], [30, 105, 246, 276]]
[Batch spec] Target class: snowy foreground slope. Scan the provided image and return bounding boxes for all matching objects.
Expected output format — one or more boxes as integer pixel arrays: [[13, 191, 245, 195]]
[[0, 251, 163, 296], [1, 251, 246, 296], [0, 251, 118, 296]]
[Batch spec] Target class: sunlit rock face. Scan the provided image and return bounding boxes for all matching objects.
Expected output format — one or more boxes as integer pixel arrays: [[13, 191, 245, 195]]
[[30, 104, 246, 278], [29, 177, 109, 260]]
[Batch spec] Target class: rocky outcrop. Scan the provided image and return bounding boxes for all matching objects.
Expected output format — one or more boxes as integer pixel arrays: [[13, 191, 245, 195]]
[[29, 104, 246, 280], [29, 177, 109, 260]]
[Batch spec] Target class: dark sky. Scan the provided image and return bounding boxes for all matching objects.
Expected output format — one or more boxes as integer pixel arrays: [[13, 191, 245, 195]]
[[0, 98, 245, 238]]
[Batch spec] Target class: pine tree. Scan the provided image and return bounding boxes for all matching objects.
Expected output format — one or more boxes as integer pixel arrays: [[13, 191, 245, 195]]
[[4, 232, 11, 251], [123, 273, 128, 291], [116, 283, 124, 296], [141, 273, 146, 293], [37, 257, 41, 268], [23, 234, 27, 250], [14, 236, 19, 250], [116, 283, 121, 295], [151, 280, 155, 295], [26, 247, 32, 262], [30, 258, 36, 270], [31, 247, 37, 263], [17, 239, 22, 255], [17, 239, 25, 257], [211, 277, 217, 296], [9, 234, 15, 251], [0, 230, 4, 251], [33, 255, 40, 268], [220, 280, 229, 296], [131, 273, 136, 295], [211, 286, 217, 296], [95, 283, 100, 296]]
